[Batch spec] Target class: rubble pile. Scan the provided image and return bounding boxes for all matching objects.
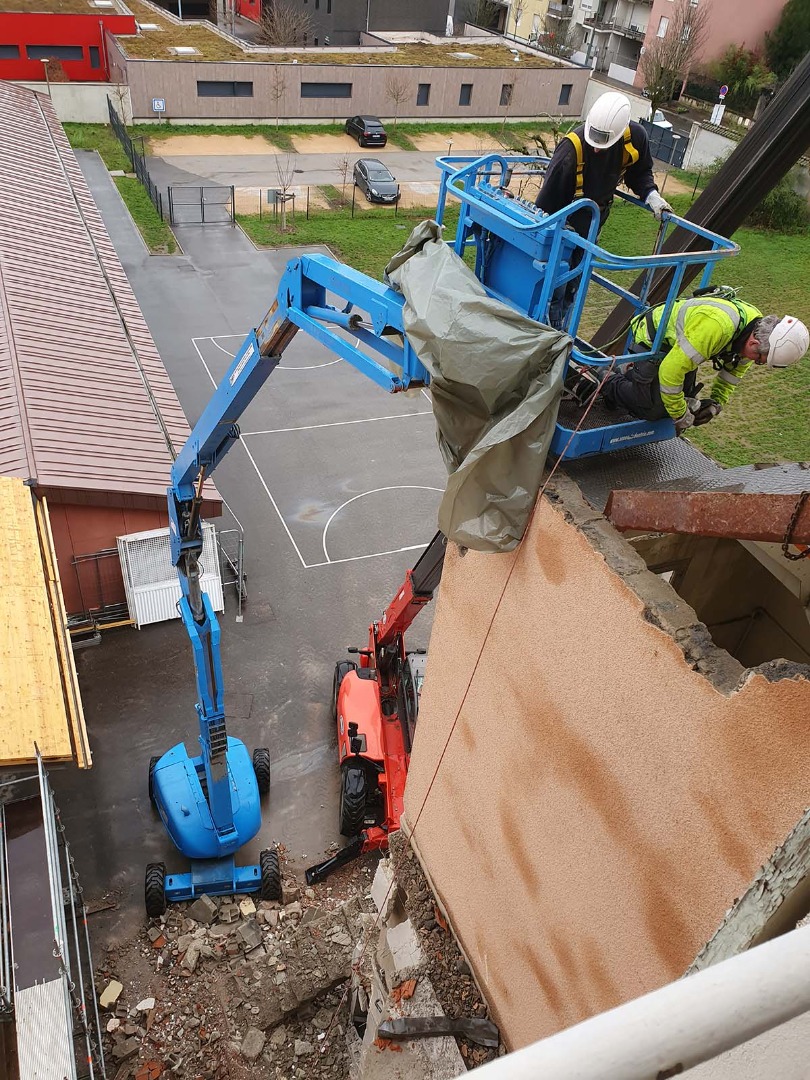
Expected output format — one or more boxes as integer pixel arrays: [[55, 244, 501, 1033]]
[[96, 869, 375, 1080]]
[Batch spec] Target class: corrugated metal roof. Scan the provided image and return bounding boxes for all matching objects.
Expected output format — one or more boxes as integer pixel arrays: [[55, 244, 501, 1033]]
[[0, 83, 216, 507]]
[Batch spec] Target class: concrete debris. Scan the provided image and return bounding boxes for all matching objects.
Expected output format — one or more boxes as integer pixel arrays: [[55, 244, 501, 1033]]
[[294, 1039, 314, 1057], [219, 902, 240, 924], [187, 894, 217, 925], [99, 979, 123, 1008], [282, 884, 301, 905], [240, 1027, 265, 1062], [147, 927, 163, 943], [385, 919, 425, 979], [236, 919, 263, 952], [239, 896, 257, 918], [283, 900, 303, 918], [269, 1024, 288, 1047], [181, 941, 202, 972], [371, 858, 397, 920], [112, 1036, 140, 1061], [135, 997, 155, 1012], [106, 1018, 121, 1033]]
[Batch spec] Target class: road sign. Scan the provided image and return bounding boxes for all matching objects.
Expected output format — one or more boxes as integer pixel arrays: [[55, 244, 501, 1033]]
[[152, 97, 166, 113], [719, 85, 728, 99]]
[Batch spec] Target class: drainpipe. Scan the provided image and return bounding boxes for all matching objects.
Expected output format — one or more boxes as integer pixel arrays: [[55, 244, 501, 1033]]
[[464, 923, 810, 1079]]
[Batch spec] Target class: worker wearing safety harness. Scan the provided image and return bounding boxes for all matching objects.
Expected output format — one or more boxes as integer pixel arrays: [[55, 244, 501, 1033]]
[[598, 296, 810, 433], [536, 91, 672, 328]]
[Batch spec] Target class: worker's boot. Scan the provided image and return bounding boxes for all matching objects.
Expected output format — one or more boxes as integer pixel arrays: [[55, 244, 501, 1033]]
[[562, 361, 602, 408]]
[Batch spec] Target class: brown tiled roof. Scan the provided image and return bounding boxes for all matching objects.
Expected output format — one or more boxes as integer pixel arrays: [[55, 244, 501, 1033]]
[[0, 83, 218, 512]]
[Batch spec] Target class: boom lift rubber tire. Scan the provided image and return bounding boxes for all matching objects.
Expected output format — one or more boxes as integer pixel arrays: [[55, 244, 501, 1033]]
[[145, 862, 167, 918], [331, 660, 358, 724], [252, 748, 271, 796], [148, 756, 160, 806], [339, 762, 367, 837], [259, 848, 283, 901]]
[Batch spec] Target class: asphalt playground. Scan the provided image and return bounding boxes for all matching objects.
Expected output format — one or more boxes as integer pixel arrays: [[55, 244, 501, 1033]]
[[52, 151, 445, 940]]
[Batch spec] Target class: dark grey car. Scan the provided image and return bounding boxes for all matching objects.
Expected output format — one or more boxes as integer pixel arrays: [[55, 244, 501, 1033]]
[[353, 158, 399, 204], [345, 115, 388, 148]]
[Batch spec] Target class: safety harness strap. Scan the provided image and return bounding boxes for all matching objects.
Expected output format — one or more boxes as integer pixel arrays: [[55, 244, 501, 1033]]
[[566, 127, 639, 200]]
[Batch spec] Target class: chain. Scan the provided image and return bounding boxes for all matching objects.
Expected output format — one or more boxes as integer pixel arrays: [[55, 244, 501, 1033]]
[[782, 491, 810, 561]]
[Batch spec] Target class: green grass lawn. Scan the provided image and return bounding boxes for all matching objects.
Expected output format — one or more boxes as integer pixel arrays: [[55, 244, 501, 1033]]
[[114, 178, 177, 255], [63, 123, 131, 171]]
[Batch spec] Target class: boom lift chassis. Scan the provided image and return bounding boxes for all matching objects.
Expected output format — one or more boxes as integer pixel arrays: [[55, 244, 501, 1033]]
[[147, 153, 739, 911]]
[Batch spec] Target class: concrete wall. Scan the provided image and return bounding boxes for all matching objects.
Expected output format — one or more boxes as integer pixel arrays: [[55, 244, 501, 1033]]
[[403, 475, 810, 1050], [682, 121, 738, 171], [583, 75, 649, 122], [12, 81, 132, 124], [107, 39, 589, 122]]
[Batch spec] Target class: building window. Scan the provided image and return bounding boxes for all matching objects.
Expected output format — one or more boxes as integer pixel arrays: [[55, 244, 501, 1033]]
[[558, 83, 572, 106], [89, 46, 101, 69], [0, 44, 20, 59], [417, 83, 431, 106], [680, 24, 691, 41], [197, 80, 254, 97], [26, 45, 84, 61], [459, 83, 472, 107], [500, 83, 513, 107], [301, 82, 352, 97], [657, 16, 669, 36]]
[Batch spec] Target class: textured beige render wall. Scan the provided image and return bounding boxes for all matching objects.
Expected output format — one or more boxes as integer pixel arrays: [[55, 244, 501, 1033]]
[[403, 481, 810, 1050]]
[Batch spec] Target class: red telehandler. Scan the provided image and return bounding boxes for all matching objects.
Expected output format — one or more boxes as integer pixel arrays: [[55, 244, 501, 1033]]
[[306, 531, 446, 884]]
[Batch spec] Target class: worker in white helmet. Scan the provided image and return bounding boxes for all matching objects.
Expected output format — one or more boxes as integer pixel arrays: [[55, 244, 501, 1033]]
[[536, 91, 672, 328], [594, 299, 810, 433]]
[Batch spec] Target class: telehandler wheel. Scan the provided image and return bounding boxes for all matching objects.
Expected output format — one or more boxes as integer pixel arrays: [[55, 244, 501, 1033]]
[[331, 660, 357, 723], [252, 748, 271, 796], [145, 862, 167, 918], [339, 762, 367, 836], [148, 756, 160, 806], [259, 848, 283, 902]]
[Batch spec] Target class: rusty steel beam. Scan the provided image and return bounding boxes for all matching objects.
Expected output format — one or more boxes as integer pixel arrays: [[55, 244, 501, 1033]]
[[605, 489, 810, 545]]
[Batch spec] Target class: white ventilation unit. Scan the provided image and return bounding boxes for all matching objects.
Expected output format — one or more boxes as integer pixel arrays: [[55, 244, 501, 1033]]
[[117, 522, 224, 629], [170, 46, 199, 55], [137, 22, 163, 30]]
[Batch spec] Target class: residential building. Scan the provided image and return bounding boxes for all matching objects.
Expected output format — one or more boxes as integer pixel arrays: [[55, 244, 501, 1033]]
[[0, 0, 136, 82], [257, 0, 458, 46]]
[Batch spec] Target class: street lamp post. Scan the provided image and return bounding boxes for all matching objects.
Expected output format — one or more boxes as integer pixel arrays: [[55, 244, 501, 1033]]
[[40, 58, 51, 95]]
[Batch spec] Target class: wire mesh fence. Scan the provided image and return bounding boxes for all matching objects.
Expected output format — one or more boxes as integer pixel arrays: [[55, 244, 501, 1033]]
[[107, 96, 165, 222]]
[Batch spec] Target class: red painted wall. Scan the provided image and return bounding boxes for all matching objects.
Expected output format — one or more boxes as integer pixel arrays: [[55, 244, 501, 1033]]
[[236, 0, 261, 24], [49, 502, 169, 616], [0, 13, 137, 82]]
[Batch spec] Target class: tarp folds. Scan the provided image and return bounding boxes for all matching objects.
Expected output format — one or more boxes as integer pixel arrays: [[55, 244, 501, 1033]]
[[385, 222, 571, 553]]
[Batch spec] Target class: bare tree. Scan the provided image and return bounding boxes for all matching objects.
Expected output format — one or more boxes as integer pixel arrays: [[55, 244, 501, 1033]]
[[639, 0, 711, 116], [334, 154, 352, 202], [539, 13, 577, 58], [259, 0, 314, 46], [385, 76, 410, 132], [268, 68, 286, 128], [511, 0, 526, 40], [459, 0, 501, 30], [274, 153, 296, 231]]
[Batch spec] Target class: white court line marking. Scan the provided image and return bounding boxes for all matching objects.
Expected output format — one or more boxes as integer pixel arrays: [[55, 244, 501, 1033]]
[[191, 337, 308, 569], [321, 486, 444, 564], [241, 411, 431, 437], [420, 388, 432, 403], [203, 334, 340, 370]]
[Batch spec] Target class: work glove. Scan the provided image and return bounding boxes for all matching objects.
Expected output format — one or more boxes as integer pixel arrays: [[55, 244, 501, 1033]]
[[673, 409, 695, 435], [692, 399, 723, 427], [646, 190, 673, 221]]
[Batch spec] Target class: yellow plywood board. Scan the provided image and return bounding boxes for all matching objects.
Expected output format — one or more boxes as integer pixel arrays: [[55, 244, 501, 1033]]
[[0, 478, 91, 768]]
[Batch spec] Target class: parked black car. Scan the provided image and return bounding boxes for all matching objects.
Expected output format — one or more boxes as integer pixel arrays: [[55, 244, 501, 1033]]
[[353, 158, 399, 203], [345, 115, 388, 148]]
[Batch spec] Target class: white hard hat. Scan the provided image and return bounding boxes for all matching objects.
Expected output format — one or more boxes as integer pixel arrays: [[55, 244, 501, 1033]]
[[766, 315, 809, 368], [584, 91, 632, 149]]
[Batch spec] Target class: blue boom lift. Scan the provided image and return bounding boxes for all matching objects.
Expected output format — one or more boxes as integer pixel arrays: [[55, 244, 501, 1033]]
[[144, 153, 739, 914]]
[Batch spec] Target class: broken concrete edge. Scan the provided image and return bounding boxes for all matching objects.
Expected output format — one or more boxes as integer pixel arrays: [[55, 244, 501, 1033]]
[[396, 816, 508, 1053], [544, 475, 810, 696], [687, 805, 810, 974]]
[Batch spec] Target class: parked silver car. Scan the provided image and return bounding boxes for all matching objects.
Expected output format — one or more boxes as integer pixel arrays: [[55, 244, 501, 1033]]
[[353, 158, 399, 203]]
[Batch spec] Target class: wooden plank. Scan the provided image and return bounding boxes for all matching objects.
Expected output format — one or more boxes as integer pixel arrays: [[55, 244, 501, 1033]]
[[0, 478, 75, 765], [35, 495, 91, 769]]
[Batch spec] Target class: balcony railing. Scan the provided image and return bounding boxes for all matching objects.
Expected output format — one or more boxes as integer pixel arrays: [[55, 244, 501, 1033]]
[[583, 15, 646, 40], [547, 2, 574, 18]]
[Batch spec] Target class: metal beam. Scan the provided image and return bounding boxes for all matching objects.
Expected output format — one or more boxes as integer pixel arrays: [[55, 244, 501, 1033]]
[[605, 489, 810, 545], [592, 51, 810, 349]]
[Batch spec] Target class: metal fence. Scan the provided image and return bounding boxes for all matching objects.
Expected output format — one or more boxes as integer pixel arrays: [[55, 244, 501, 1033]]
[[167, 184, 235, 226], [640, 118, 689, 168], [107, 96, 165, 221]]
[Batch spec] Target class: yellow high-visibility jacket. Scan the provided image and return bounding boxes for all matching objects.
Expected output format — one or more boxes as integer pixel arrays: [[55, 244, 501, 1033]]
[[631, 297, 762, 419]]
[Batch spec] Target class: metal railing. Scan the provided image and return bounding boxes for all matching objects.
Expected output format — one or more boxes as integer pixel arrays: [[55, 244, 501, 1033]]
[[107, 97, 165, 222], [167, 184, 235, 226], [466, 923, 810, 1079], [583, 15, 647, 39]]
